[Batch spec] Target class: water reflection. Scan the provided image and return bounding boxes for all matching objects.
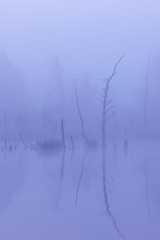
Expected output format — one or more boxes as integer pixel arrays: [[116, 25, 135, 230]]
[[0, 142, 160, 239], [0, 148, 26, 211]]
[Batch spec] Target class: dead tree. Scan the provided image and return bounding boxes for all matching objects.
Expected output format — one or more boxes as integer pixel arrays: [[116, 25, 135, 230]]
[[54, 56, 65, 110], [75, 89, 89, 144], [60, 149, 66, 179], [70, 135, 75, 150], [144, 54, 151, 129], [61, 119, 66, 149], [124, 124, 128, 155], [4, 109, 7, 150], [98, 56, 125, 239], [60, 119, 66, 179]]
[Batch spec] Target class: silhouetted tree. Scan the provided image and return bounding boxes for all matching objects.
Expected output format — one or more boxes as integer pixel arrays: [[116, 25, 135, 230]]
[[98, 56, 125, 239]]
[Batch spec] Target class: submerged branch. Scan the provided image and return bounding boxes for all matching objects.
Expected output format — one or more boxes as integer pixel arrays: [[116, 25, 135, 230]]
[[75, 152, 88, 206], [144, 159, 152, 222], [102, 148, 125, 239]]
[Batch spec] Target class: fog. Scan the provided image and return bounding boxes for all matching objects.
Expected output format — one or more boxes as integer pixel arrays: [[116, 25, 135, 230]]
[[0, 0, 160, 239]]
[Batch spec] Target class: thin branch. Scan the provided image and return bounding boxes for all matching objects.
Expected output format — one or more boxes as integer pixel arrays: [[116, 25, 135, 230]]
[[61, 150, 66, 179], [144, 53, 151, 128], [61, 119, 66, 149], [70, 135, 75, 150], [75, 89, 88, 143], [105, 55, 125, 84], [105, 105, 117, 114], [19, 131, 27, 148], [96, 97, 103, 104], [106, 99, 114, 105], [105, 113, 114, 123]]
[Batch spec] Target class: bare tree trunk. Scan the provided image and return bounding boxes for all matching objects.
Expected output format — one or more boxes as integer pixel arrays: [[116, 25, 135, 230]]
[[100, 56, 125, 239], [60, 119, 66, 179], [75, 89, 88, 144], [60, 149, 66, 179], [4, 109, 7, 149], [61, 119, 66, 149], [70, 135, 75, 150], [54, 56, 65, 112], [124, 124, 128, 155], [144, 54, 151, 129]]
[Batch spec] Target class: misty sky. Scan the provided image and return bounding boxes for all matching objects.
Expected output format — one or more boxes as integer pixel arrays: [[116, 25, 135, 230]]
[[0, 0, 160, 107], [1, 4, 160, 239]]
